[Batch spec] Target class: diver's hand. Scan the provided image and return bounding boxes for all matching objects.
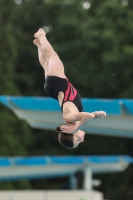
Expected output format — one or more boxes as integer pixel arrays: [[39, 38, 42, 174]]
[[60, 123, 78, 134], [92, 111, 106, 119]]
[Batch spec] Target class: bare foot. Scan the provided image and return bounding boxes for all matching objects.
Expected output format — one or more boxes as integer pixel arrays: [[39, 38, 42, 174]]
[[33, 39, 40, 47], [34, 28, 46, 39]]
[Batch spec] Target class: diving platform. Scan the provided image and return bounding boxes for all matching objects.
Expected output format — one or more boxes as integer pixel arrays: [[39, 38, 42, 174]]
[[0, 155, 132, 190], [0, 96, 133, 138]]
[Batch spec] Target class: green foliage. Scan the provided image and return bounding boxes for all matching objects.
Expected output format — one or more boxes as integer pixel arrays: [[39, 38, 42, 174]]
[[0, 0, 34, 189], [0, 105, 33, 155]]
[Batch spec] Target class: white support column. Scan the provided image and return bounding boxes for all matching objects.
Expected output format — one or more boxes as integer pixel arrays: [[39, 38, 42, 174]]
[[69, 174, 77, 189], [83, 166, 92, 190]]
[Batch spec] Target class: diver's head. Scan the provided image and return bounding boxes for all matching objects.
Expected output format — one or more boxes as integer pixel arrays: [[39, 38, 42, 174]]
[[56, 125, 85, 149]]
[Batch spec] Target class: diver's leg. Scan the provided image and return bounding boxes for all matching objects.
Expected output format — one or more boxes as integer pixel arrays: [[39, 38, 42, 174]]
[[33, 39, 48, 77], [34, 29, 66, 78]]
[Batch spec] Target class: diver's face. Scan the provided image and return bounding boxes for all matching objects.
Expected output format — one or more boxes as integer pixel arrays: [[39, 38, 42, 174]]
[[73, 130, 85, 148]]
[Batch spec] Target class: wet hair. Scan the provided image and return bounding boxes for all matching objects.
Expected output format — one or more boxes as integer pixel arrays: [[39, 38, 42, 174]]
[[55, 125, 74, 149]]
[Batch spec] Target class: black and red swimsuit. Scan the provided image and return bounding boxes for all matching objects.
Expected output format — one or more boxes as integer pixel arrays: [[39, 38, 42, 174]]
[[44, 76, 83, 113]]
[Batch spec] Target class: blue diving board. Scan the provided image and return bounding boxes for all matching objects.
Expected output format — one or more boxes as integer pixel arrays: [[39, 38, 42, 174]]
[[0, 155, 132, 183], [0, 96, 133, 115], [0, 96, 133, 138], [0, 155, 133, 167]]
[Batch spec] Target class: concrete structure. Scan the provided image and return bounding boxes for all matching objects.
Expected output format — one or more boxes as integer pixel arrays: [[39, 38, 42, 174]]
[[0, 155, 132, 199], [0, 96, 133, 138], [0, 156, 132, 190], [0, 190, 103, 200]]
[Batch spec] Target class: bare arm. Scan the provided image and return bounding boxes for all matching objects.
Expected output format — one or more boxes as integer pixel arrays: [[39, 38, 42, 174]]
[[73, 112, 95, 132], [64, 112, 94, 123], [61, 111, 106, 134], [75, 111, 106, 130]]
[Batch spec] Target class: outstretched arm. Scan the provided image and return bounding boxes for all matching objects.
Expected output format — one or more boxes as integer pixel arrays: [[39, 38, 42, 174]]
[[75, 111, 106, 130], [61, 111, 106, 134]]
